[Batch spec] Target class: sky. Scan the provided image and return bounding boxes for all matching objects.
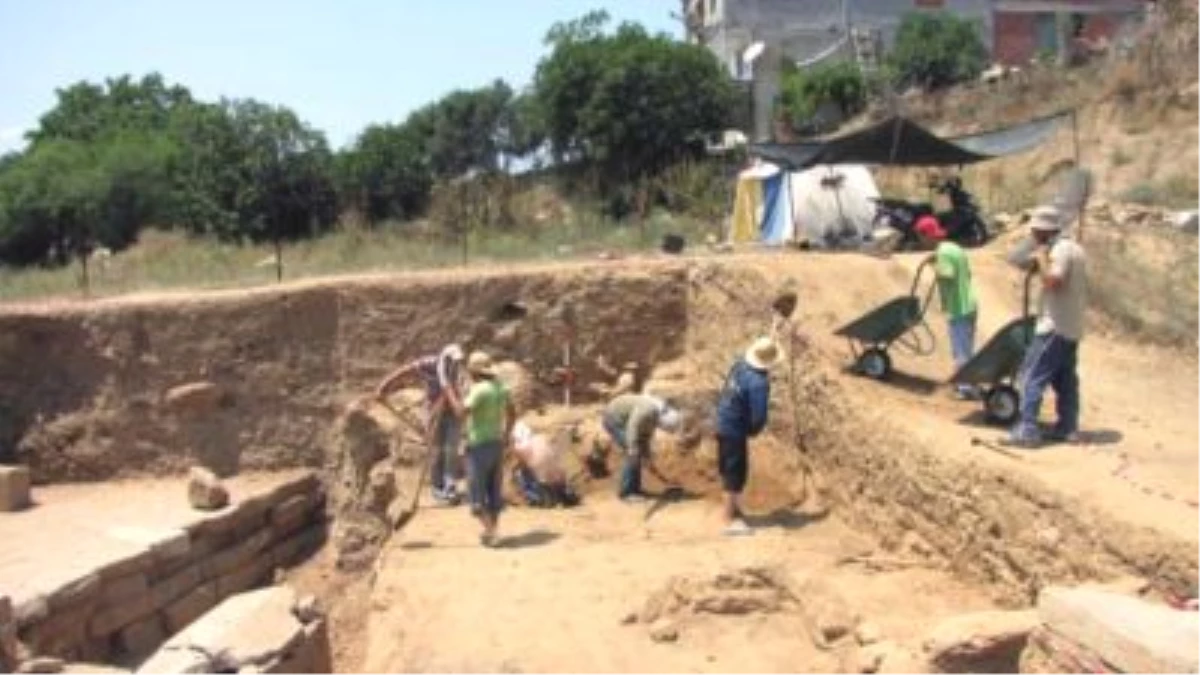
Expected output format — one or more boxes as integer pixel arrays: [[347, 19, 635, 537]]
[[0, 0, 679, 153]]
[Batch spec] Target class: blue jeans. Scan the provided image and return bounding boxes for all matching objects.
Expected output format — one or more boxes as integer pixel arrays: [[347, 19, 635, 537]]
[[429, 411, 462, 492], [1013, 332, 1080, 441], [603, 416, 641, 497], [949, 313, 977, 392], [465, 440, 504, 516]]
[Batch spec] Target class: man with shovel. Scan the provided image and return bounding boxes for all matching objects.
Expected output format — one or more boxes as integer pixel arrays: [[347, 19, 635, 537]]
[[715, 337, 781, 536], [375, 343, 466, 505]]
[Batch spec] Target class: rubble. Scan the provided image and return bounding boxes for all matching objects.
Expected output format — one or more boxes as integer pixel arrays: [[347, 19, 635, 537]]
[[922, 609, 1037, 673], [187, 467, 229, 511]]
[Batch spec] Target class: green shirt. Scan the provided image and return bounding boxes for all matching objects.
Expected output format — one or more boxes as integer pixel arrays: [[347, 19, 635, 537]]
[[934, 241, 978, 320], [464, 379, 509, 446]]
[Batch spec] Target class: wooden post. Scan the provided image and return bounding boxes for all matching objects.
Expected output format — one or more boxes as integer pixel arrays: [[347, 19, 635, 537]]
[[1072, 109, 1086, 243], [274, 236, 283, 283]]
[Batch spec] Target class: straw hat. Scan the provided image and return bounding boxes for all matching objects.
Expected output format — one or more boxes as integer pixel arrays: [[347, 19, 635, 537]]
[[1028, 205, 1063, 232], [467, 351, 496, 377], [745, 337, 782, 371]]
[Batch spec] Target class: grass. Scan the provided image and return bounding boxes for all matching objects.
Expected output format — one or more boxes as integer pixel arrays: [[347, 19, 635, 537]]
[[1118, 175, 1199, 209], [1109, 147, 1132, 168], [0, 212, 718, 303]]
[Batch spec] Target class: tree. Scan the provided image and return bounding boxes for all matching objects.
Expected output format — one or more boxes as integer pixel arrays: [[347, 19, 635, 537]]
[[777, 60, 867, 133], [28, 73, 193, 145], [889, 12, 988, 91], [532, 14, 735, 190], [336, 123, 432, 223]]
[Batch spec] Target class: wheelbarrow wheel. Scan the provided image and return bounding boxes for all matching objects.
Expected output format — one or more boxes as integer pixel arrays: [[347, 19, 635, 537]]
[[857, 348, 892, 380], [984, 385, 1020, 425]]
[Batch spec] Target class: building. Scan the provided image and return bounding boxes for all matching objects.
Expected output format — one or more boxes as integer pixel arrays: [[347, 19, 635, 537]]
[[991, 0, 1147, 66]]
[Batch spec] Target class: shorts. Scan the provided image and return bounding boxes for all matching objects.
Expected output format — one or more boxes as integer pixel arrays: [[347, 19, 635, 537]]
[[717, 435, 749, 494], [465, 440, 504, 516]]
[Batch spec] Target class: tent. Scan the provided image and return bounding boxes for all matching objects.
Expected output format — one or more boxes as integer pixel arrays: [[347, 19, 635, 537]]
[[748, 111, 1072, 171], [729, 162, 881, 247]]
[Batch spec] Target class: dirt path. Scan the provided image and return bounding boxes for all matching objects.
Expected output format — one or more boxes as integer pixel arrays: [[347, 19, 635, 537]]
[[361, 495, 995, 674]]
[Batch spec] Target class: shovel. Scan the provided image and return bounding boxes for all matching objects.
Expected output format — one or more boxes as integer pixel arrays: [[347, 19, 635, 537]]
[[361, 396, 439, 532]]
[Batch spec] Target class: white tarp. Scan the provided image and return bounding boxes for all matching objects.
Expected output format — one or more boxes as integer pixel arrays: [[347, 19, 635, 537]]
[[788, 164, 880, 246]]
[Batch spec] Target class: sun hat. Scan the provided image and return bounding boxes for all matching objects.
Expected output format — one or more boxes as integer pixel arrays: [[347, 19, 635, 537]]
[[744, 337, 782, 371], [1028, 205, 1064, 232], [467, 351, 496, 377]]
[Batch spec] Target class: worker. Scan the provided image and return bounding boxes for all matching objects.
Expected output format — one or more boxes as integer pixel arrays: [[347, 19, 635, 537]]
[[375, 343, 465, 505], [715, 337, 780, 535], [600, 393, 682, 503], [510, 421, 579, 508], [916, 215, 980, 399], [1006, 206, 1088, 448], [461, 351, 516, 546]]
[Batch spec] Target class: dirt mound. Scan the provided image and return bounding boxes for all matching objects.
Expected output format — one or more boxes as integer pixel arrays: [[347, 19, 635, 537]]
[[633, 567, 796, 626]]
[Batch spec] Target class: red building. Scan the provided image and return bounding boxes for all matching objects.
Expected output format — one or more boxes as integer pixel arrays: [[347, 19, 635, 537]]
[[992, 0, 1149, 65]]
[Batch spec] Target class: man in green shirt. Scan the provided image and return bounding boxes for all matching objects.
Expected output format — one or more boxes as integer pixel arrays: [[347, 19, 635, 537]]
[[458, 351, 515, 546], [917, 216, 979, 399]]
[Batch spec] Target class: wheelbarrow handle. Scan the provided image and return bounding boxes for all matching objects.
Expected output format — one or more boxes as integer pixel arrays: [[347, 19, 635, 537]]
[[910, 258, 939, 320], [1021, 266, 1037, 347]]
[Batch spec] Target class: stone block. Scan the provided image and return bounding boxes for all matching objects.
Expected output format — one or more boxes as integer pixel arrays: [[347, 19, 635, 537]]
[[23, 602, 91, 659], [1, 596, 19, 672], [187, 467, 229, 511], [96, 551, 153, 582], [117, 614, 166, 658], [106, 527, 191, 566], [150, 563, 201, 611], [0, 465, 31, 511], [16, 657, 64, 673], [100, 573, 149, 608], [215, 556, 274, 599], [202, 530, 272, 580], [269, 524, 326, 570], [923, 610, 1037, 673], [89, 592, 156, 638], [48, 573, 101, 612], [163, 583, 218, 634], [137, 587, 305, 675], [269, 494, 312, 537], [1038, 585, 1199, 674], [15, 595, 49, 626]]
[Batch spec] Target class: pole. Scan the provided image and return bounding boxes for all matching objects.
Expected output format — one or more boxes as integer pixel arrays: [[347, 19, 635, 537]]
[[274, 236, 283, 283], [1071, 109, 1085, 243]]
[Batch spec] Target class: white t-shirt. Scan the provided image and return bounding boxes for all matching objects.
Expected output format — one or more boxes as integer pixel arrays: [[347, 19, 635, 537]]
[[511, 422, 565, 484], [1036, 237, 1087, 341]]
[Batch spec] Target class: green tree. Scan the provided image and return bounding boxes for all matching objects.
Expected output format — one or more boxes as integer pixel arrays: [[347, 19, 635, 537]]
[[777, 60, 867, 132], [889, 12, 988, 90], [336, 123, 432, 223], [28, 73, 193, 145]]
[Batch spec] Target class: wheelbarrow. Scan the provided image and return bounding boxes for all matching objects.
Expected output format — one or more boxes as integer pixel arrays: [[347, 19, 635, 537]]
[[949, 268, 1037, 425], [833, 260, 937, 380]]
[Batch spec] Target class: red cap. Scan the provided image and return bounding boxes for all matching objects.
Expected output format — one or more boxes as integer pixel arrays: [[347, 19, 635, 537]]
[[914, 215, 947, 240]]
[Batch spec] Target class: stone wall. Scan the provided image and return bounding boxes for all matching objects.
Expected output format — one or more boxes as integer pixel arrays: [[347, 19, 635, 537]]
[[11, 472, 326, 665]]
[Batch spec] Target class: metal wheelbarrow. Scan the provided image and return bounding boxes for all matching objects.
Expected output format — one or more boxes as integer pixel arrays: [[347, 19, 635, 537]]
[[834, 260, 937, 380], [950, 269, 1037, 425]]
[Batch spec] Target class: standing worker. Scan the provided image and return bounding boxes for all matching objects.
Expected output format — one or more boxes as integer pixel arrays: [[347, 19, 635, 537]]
[[916, 215, 980, 399], [715, 337, 781, 536], [375, 343, 466, 504], [461, 351, 516, 546], [1006, 206, 1087, 447], [600, 393, 682, 503]]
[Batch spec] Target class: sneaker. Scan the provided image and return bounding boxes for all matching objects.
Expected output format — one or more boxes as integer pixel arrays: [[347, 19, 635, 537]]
[[620, 493, 648, 504], [723, 519, 754, 537]]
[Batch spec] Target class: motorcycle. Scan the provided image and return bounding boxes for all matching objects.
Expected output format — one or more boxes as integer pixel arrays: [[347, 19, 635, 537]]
[[871, 176, 991, 250]]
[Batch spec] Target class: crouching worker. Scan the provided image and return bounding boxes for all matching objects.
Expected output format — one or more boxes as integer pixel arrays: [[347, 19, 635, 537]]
[[461, 351, 516, 546], [510, 421, 580, 508], [601, 393, 682, 503]]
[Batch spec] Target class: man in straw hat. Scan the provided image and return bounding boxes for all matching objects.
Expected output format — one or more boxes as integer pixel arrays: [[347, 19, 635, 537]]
[[461, 350, 516, 546], [375, 343, 466, 505], [1005, 205, 1087, 448], [715, 336, 781, 535], [600, 393, 683, 503]]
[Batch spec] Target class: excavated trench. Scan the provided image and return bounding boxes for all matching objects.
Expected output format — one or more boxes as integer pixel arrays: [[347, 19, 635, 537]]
[[0, 260, 1195, 672]]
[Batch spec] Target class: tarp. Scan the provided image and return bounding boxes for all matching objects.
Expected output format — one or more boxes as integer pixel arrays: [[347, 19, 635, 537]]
[[728, 162, 879, 247], [749, 111, 1072, 170]]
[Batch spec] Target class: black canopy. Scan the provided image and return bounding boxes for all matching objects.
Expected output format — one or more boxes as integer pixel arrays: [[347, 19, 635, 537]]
[[749, 112, 1071, 170]]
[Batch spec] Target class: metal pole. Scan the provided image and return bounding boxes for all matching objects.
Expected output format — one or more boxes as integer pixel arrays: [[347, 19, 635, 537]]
[[1072, 109, 1085, 243]]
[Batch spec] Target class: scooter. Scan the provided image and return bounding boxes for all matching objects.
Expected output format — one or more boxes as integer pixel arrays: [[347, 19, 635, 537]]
[[871, 176, 991, 250]]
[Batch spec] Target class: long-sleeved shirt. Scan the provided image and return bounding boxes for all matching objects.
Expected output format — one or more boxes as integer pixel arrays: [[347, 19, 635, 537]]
[[715, 358, 770, 439], [603, 394, 661, 456]]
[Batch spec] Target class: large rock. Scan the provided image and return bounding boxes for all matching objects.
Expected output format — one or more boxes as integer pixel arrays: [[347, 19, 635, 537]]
[[1036, 586, 1199, 674], [0, 465, 31, 511], [137, 586, 329, 674], [1171, 210, 1199, 233], [187, 467, 229, 511], [922, 610, 1037, 673], [1, 596, 18, 673]]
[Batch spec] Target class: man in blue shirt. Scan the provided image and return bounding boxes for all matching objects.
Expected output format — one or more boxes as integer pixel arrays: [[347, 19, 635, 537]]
[[715, 337, 780, 536]]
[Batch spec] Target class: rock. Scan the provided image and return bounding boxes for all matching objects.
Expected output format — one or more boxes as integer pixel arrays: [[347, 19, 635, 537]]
[[293, 595, 323, 624], [187, 466, 230, 511], [923, 610, 1037, 673], [857, 641, 896, 673], [620, 612, 638, 626], [855, 621, 883, 646], [1036, 585, 1199, 674], [117, 615, 166, 658], [164, 381, 223, 415], [649, 619, 679, 643], [0, 465, 31, 512], [18, 657, 65, 674], [800, 579, 857, 645], [1171, 210, 1199, 233]]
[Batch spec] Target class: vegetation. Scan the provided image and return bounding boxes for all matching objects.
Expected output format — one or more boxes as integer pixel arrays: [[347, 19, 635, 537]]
[[889, 12, 988, 91], [777, 60, 867, 133]]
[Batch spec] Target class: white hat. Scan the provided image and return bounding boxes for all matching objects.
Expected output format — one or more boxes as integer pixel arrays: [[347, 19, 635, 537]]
[[745, 337, 782, 371], [655, 400, 682, 433], [1028, 205, 1063, 232]]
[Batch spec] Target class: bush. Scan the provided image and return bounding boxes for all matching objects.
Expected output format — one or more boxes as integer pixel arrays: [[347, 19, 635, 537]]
[[778, 61, 867, 133], [889, 12, 988, 91]]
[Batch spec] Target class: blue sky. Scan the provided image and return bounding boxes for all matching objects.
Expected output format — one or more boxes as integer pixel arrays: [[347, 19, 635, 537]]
[[0, 0, 678, 153]]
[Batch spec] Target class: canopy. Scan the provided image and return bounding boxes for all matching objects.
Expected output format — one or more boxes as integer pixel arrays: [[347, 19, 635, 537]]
[[749, 111, 1072, 170]]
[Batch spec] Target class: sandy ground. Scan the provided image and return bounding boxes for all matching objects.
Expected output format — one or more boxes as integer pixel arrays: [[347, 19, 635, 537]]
[[358, 494, 994, 674]]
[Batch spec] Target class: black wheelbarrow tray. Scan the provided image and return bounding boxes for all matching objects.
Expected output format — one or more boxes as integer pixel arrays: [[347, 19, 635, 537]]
[[833, 260, 937, 380], [950, 268, 1037, 425]]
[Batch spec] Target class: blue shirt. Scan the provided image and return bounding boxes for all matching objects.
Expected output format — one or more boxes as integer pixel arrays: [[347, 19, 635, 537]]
[[715, 358, 771, 439]]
